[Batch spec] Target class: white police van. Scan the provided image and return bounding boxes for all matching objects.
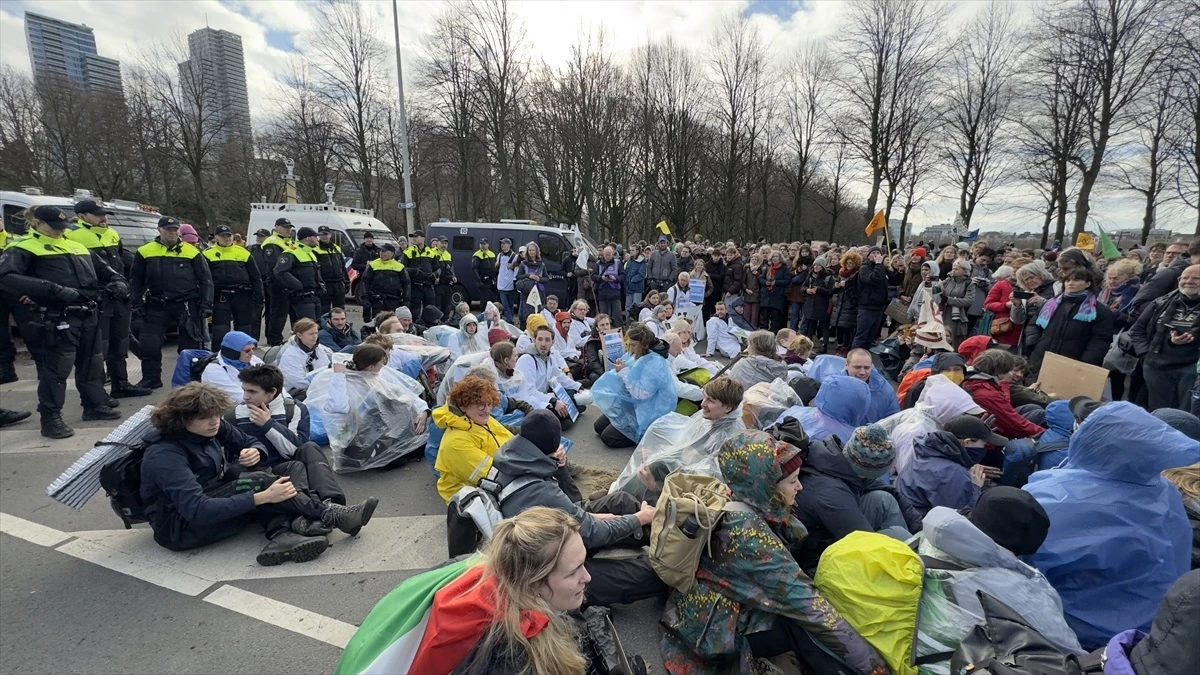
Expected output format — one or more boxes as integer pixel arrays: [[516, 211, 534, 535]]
[[1, 187, 163, 247]]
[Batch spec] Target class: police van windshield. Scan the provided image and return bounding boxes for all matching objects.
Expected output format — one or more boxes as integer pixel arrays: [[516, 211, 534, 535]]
[[2, 204, 76, 236], [106, 210, 162, 247], [346, 229, 397, 247]]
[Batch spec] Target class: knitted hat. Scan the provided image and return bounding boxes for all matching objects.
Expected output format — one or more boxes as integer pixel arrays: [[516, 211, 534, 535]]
[[395, 306, 412, 321], [867, 246, 882, 256], [488, 327, 512, 346], [520, 408, 562, 455], [969, 486, 1050, 556], [1152, 408, 1200, 441], [842, 424, 894, 479], [912, 247, 928, 260], [813, 256, 827, 268]]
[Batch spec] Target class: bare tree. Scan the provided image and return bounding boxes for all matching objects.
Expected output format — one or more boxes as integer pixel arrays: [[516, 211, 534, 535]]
[[1168, 0, 1200, 234], [781, 43, 832, 240], [815, 136, 854, 241], [271, 58, 342, 204], [0, 67, 55, 191], [941, 1, 1020, 230], [1114, 56, 1181, 241]]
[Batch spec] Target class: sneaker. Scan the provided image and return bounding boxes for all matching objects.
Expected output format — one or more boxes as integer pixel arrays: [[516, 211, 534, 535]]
[[321, 497, 379, 536], [135, 379, 163, 390], [290, 516, 333, 537], [40, 415, 74, 439], [82, 406, 122, 421], [0, 409, 31, 428], [256, 531, 328, 566], [111, 382, 152, 398]]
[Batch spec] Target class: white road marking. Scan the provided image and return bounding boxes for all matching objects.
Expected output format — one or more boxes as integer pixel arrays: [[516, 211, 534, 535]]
[[56, 536, 216, 596], [204, 585, 358, 649], [0, 427, 113, 454], [0, 512, 72, 547]]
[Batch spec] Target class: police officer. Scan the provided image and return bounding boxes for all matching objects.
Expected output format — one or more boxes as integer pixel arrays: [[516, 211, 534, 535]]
[[247, 228, 271, 340], [0, 205, 126, 438], [0, 219, 17, 384], [314, 226, 347, 316], [203, 224, 263, 351], [64, 199, 150, 399], [403, 230, 436, 318], [262, 218, 296, 345], [131, 216, 213, 390], [274, 227, 324, 321], [433, 235, 456, 319], [359, 243, 410, 313], [472, 238, 498, 307]]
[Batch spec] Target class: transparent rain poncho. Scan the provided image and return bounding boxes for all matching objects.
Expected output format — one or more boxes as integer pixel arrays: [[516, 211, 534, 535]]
[[590, 351, 678, 443], [608, 406, 746, 502], [741, 378, 802, 430], [306, 367, 429, 473], [388, 332, 453, 372]]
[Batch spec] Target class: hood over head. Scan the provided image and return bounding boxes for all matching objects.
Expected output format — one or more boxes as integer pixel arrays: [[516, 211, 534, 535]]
[[917, 374, 985, 423], [1129, 570, 1200, 675], [1152, 409, 1200, 441], [459, 313, 479, 331], [957, 335, 995, 364], [931, 352, 967, 374], [914, 429, 984, 467], [219, 330, 257, 370], [718, 430, 801, 526], [1044, 400, 1075, 436], [814, 375, 872, 427], [524, 313, 549, 339], [492, 434, 559, 479], [420, 305, 443, 326], [1065, 402, 1200, 483]]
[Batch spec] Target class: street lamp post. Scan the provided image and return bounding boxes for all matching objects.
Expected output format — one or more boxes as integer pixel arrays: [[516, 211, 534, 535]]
[[392, 0, 415, 234]]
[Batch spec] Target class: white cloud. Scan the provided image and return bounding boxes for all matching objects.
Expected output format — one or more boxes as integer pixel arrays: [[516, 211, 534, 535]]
[[0, 0, 1194, 236]]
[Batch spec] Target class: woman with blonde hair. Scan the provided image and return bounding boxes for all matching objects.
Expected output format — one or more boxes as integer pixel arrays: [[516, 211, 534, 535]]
[[1163, 462, 1200, 569], [277, 317, 333, 397]]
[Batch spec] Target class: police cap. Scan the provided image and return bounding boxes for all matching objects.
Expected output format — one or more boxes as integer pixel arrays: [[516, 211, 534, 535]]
[[33, 205, 70, 229], [158, 216, 180, 229], [214, 225, 233, 236], [274, 218, 293, 228], [75, 199, 114, 216]]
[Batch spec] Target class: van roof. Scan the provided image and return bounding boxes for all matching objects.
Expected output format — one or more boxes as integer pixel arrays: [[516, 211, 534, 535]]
[[427, 221, 577, 233], [249, 202, 392, 232]]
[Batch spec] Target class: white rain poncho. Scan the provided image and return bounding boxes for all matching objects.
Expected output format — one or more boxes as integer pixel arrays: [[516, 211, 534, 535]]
[[608, 406, 746, 502], [728, 354, 789, 390], [307, 367, 429, 473], [388, 332, 452, 372], [890, 374, 984, 476], [423, 324, 456, 348], [742, 378, 802, 430], [448, 314, 488, 360], [435, 352, 528, 406]]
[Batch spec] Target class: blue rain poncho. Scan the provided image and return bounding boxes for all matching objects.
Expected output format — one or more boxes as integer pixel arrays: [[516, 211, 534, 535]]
[[1024, 402, 1199, 649], [775, 375, 871, 442], [807, 354, 899, 423], [591, 350, 678, 443]]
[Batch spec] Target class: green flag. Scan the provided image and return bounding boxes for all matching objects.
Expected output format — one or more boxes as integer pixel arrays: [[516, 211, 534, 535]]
[[1097, 225, 1121, 261]]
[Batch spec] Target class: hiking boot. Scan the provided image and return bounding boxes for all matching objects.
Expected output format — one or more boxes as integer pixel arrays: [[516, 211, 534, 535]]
[[111, 381, 152, 398], [0, 363, 16, 384], [0, 408, 31, 428], [82, 406, 122, 421], [135, 378, 163, 390], [291, 516, 333, 537], [256, 531, 328, 566], [321, 497, 379, 536], [40, 415, 75, 439], [105, 396, 120, 408]]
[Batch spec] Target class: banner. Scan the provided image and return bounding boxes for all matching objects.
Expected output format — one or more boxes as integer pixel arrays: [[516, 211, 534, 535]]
[[526, 285, 542, 308], [864, 210, 886, 237], [1075, 232, 1096, 251], [1097, 226, 1121, 260]]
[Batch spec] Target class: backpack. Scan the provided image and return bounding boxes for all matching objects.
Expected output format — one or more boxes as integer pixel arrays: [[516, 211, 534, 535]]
[[263, 344, 284, 366], [445, 473, 541, 557], [951, 590, 1083, 675], [648, 471, 750, 594], [99, 442, 149, 529], [171, 349, 218, 388]]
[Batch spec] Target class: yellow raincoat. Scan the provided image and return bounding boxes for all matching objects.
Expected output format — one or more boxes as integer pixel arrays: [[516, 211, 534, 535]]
[[432, 404, 513, 502], [815, 531, 923, 675]]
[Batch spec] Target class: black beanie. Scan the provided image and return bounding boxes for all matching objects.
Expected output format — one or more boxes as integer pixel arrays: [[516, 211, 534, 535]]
[[968, 486, 1050, 557], [520, 409, 562, 455]]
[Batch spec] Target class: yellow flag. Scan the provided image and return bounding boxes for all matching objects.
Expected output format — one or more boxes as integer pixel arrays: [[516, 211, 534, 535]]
[[1075, 232, 1096, 250], [656, 220, 671, 235], [864, 210, 886, 237]]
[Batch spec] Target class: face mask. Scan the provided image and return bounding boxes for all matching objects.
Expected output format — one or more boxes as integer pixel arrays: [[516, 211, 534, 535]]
[[943, 371, 965, 386]]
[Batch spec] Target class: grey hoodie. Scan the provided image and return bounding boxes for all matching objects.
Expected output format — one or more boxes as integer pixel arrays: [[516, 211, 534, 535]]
[[492, 436, 642, 550]]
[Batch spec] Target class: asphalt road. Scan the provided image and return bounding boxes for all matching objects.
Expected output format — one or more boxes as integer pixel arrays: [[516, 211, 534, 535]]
[[0, 341, 669, 675]]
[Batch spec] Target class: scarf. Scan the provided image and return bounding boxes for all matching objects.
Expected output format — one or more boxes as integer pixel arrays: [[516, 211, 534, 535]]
[[218, 330, 257, 371], [294, 337, 320, 372], [1036, 290, 1097, 329], [840, 266, 856, 279], [767, 263, 782, 282]]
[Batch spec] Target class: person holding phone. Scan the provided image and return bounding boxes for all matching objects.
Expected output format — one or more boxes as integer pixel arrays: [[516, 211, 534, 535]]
[[1129, 264, 1200, 410]]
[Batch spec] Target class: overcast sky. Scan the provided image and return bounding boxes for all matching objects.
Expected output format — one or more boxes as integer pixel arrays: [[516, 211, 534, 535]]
[[1, 0, 1194, 238]]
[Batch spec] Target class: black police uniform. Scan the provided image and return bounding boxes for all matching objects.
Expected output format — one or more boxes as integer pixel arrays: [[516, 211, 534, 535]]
[[0, 228, 18, 383], [247, 229, 271, 340], [64, 203, 147, 397], [434, 242, 455, 319], [273, 240, 324, 322], [472, 244, 498, 307], [131, 219, 213, 387], [0, 210, 127, 426], [359, 252, 410, 313], [262, 222, 296, 345], [314, 233, 347, 315], [350, 240, 381, 320], [203, 237, 263, 351], [402, 236, 437, 318]]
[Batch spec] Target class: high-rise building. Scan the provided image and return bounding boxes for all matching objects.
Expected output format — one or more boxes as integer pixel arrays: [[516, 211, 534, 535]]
[[24, 11, 123, 94], [180, 27, 253, 143]]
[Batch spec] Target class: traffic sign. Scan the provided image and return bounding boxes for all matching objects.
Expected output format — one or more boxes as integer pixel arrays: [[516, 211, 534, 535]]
[[398, 202, 416, 209]]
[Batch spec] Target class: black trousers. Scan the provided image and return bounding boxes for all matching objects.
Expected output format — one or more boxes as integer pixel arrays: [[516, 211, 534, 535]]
[[852, 307, 884, 348], [436, 284, 454, 318], [98, 301, 133, 386], [582, 491, 666, 607], [266, 287, 291, 345], [593, 414, 636, 449], [319, 281, 345, 317], [407, 284, 435, 319], [274, 442, 345, 505], [26, 309, 107, 415], [139, 300, 201, 382], [151, 461, 329, 552], [0, 292, 15, 369], [747, 616, 858, 673], [210, 289, 256, 352], [369, 294, 404, 318], [478, 278, 497, 307]]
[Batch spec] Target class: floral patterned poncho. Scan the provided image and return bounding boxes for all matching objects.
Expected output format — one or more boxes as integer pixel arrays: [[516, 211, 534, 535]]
[[660, 431, 890, 675]]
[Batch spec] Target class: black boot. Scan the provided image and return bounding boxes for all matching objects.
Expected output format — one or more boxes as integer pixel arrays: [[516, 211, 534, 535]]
[[82, 406, 121, 421], [111, 381, 152, 398], [135, 378, 163, 390], [290, 516, 332, 537], [0, 362, 16, 384], [105, 396, 120, 408], [256, 531, 328, 566], [0, 408, 31, 428], [40, 415, 74, 439], [321, 497, 379, 536]]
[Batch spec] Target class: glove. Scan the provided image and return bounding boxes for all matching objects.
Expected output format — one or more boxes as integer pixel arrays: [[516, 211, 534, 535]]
[[200, 307, 213, 319], [53, 285, 81, 303], [104, 280, 130, 301]]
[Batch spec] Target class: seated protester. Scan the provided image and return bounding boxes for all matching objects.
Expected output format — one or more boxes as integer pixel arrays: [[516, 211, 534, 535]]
[[775, 375, 871, 442], [790, 423, 922, 573], [515, 324, 586, 432], [611, 376, 746, 502], [201, 330, 263, 400], [453, 301, 472, 323], [411, 305, 445, 334], [362, 332, 423, 380], [539, 294, 561, 327], [1007, 354, 1054, 408], [661, 431, 889, 675], [139, 383, 377, 565], [1023, 266, 1114, 375], [278, 318, 333, 398], [551, 310, 582, 360], [566, 299, 595, 348], [637, 289, 662, 323], [726, 296, 756, 331], [1024, 402, 1198, 650], [895, 415, 1004, 518], [1033, 399, 1073, 471], [899, 352, 966, 409], [592, 324, 681, 448], [392, 306, 419, 334], [317, 308, 361, 353], [784, 334, 814, 369], [704, 300, 742, 359], [672, 318, 720, 375], [448, 313, 487, 361], [515, 314, 569, 369], [660, 331, 708, 403], [889, 373, 990, 477], [646, 303, 670, 338], [1103, 569, 1200, 675], [432, 375, 514, 502], [579, 313, 612, 387], [962, 349, 1046, 439], [911, 494, 1083, 669], [728, 330, 788, 389], [844, 348, 901, 423]]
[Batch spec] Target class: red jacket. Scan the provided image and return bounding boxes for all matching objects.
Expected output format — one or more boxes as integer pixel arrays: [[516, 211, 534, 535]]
[[984, 279, 1020, 346], [962, 374, 1045, 439]]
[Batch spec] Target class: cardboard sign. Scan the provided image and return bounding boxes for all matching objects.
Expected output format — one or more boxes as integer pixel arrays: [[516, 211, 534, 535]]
[[885, 299, 911, 325], [688, 279, 706, 304], [1036, 352, 1108, 401]]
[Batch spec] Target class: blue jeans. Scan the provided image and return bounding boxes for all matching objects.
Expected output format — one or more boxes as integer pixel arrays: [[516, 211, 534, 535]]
[[625, 292, 642, 323], [499, 289, 517, 323], [789, 302, 803, 330]]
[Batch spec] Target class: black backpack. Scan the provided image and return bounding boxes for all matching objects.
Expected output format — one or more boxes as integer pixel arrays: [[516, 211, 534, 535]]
[[952, 590, 1083, 675], [99, 442, 149, 529], [189, 353, 220, 382]]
